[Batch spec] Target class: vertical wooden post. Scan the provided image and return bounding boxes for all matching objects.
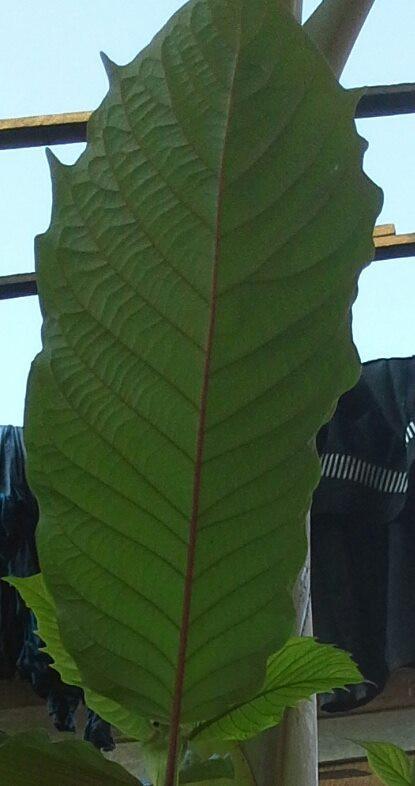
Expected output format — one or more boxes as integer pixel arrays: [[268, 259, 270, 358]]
[[242, 517, 318, 786], [305, 0, 376, 77], [292, 0, 303, 22], [274, 551, 318, 786], [280, 0, 303, 23]]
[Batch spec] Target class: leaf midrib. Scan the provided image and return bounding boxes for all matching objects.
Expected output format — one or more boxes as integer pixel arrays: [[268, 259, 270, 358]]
[[163, 20, 243, 786]]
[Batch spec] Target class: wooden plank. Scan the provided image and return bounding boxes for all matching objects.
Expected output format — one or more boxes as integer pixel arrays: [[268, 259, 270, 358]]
[[0, 230, 414, 303], [374, 232, 415, 260], [0, 84, 414, 151], [0, 111, 90, 150], [320, 760, 375, 784], [320, 759, 380, 784], [318, 671, 415, 779], [373, 224, 396, 237], [374, 232, 415, 248], [320, 753, 415, 785]]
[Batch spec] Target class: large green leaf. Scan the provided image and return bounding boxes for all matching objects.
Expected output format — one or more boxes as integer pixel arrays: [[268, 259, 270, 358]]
[[26, 0, 381, 755], [7, 574, 153, 742], [0, 732, 141, 786], [359, 742, 415, 786], [192, 637, 362, 741]]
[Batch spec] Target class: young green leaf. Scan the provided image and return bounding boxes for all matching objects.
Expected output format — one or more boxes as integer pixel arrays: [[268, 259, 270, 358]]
[[25, 0, 382, 781], [359, 742, 414, 786], [6, 575, 80, 687], [183, 745, 256, 786], [0, 732, 141, 786], [193, 637, 362, 742], [179, 753, 234, 783]]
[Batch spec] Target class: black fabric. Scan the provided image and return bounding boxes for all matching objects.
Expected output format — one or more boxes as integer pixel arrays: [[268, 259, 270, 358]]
[[0, 426, 38, 682], [312, 357, 415, 712], [0, 425, 38, 578], [84, 710, 115, 752], [0, 425, 113, 750], [0, 581, 26, 679]]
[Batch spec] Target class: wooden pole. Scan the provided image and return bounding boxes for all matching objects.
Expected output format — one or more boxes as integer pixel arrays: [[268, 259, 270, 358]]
[[305, 0, 376, 78], [242, 517, 318, 786], [280, 0, 303, 23]]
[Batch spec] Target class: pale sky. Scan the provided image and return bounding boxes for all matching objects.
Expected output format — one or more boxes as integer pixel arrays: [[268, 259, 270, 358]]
[[0, 0, 414, 425]]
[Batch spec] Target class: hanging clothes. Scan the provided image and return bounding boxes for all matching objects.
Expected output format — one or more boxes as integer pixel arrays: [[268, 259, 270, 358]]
[[17, 612, 114, 750], [0, 581, 26, 680], [312, 356, 415, 711], [0, 425, 38, 680], [0, 425, 114, 750], [0, 425, 38, 578]]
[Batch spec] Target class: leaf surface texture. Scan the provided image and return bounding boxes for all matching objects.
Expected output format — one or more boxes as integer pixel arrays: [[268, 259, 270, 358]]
[[26, 0, 382, 732]]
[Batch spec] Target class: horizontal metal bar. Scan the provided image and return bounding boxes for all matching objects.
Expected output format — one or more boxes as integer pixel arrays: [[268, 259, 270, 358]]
[[0, 83, 414, 151], [0, 273, 38, 300], [1, 231, 414, 301], [0, 112, 90, 151], [356, 83, 415, 119]]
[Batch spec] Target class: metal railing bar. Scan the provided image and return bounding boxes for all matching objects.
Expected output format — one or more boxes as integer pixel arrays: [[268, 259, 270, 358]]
[[0, 84, 414, 150]]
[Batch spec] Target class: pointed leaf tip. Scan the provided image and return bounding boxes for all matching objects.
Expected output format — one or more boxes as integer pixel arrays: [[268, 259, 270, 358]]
[[100, 51, 118, 79], [358, 741, 414, 786], [45, 148, 62, 174]]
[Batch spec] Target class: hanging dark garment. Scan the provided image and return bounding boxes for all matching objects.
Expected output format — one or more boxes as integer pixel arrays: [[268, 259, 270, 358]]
[[0, 425, 114, 750], [0, 425, 38, 578], [16, 610, 114, 750], [312, 357, 415, 712], [0, 425, 38, 680], [0, 581, 26, 679]]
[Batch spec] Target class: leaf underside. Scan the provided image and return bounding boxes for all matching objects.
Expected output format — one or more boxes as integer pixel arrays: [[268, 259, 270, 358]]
[[360, 742, 414, 786], [0, 732, 140, 786], [25, 0, 382, 743]]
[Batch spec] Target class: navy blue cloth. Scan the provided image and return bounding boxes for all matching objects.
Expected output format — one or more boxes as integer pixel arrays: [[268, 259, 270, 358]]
[[0, 580, 26, 679], [313, 357, 415, 712]]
